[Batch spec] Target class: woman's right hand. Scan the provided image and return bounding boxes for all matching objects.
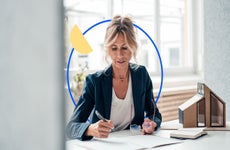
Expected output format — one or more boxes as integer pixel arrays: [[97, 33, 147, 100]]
[[85, 120, 114, 138]]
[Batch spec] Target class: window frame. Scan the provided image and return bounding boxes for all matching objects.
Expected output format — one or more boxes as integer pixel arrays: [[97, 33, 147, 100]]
[[64, 0, 203, 79]]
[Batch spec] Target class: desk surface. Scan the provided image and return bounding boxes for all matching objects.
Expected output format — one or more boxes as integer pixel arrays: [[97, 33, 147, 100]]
[[155, 130, 230, 150], [66, 122, 230, 150]]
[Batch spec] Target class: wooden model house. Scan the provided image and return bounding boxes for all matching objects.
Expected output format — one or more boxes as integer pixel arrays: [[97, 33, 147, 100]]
[[179, 83, 226, 128]]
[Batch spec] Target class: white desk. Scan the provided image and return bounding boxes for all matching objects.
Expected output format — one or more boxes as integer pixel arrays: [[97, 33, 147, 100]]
[[155, 130, 230, 150], [157, 120, 230, 150], [66, 123, 230, 150]]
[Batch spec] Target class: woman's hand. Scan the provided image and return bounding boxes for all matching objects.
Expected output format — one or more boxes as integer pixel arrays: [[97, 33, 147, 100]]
[[142, 118, 157, 135], [86, 120, 114, 138]]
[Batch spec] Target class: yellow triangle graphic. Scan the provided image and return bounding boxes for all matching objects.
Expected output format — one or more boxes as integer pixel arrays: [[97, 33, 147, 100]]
[[70, 25, 93, 54]]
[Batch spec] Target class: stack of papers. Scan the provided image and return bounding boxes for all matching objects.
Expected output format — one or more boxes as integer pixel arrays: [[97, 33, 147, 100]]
[[170, 128, 207, 139]]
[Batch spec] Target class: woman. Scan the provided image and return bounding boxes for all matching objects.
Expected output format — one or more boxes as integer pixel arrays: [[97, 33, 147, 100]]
[[66, 15, 162, 141]]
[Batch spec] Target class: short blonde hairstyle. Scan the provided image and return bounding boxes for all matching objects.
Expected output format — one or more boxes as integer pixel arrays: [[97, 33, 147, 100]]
[[104, 15, 138, 61]]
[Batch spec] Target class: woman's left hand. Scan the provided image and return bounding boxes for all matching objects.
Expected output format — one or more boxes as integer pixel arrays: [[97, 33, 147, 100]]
[[141, 118, 157, 135]]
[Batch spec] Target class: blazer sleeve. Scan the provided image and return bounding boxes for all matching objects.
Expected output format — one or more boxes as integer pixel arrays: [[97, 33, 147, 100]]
[[143, 66, 162, 130], [66, 75, 95, 141]]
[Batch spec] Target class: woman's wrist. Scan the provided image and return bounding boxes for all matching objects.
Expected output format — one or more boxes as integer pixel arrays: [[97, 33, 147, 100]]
[[85, 124, 93, 136]]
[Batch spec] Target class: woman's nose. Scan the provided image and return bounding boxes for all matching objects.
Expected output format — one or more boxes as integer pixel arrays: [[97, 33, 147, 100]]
[[117, 49, 123, 57]]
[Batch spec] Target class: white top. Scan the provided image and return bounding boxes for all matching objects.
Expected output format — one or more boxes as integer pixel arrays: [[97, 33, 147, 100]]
[[110, 75, 134, 131]]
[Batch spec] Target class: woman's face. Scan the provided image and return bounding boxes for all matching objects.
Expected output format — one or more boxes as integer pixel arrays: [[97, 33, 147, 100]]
[[108, 33, 132, 69]]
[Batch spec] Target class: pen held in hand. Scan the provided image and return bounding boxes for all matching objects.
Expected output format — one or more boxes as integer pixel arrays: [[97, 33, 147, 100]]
[[95, 110, 108, 122], [95, 110, 115, 130]]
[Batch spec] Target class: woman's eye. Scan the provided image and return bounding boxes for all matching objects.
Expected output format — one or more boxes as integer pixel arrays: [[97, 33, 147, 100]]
[[111, 47, 117, 51], [122, 47, 128, 50]]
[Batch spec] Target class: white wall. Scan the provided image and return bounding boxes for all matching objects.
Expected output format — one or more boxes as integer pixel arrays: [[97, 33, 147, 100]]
[[203, 0, 230, 120], [0, 0, 65, 150]]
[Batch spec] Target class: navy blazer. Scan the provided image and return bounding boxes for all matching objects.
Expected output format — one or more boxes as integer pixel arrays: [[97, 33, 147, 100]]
[[66, 63, 162, 141]]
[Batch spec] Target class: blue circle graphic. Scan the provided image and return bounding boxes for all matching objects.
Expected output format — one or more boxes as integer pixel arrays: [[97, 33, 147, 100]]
[[67, 19, 164, 106]]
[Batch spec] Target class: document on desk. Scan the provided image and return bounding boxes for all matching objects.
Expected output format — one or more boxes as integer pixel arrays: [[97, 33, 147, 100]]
[[67, 137, 143, 150], [122, 135, 181, 149], [66, 135, 181, 150]]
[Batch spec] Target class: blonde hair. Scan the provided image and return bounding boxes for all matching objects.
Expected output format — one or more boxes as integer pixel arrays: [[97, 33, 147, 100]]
[[104, 15, 138, 61]]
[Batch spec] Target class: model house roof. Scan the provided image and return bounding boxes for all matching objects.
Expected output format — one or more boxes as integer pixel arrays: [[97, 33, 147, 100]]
[[179, 94, 204, 111]]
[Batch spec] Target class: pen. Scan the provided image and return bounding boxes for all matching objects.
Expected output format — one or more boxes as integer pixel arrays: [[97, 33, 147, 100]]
[[143, 99, 156, 129], [95, 110, 108, 122]]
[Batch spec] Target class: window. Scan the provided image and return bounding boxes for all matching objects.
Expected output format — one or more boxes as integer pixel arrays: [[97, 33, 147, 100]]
[[160, 0, 187, 69], [64, 0, 203, 96], [64, 0, 202, 73], [197, 98, 205, 127], [210, 93, 225, 127]]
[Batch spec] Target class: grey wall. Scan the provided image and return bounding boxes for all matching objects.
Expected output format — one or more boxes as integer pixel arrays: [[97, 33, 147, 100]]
[[0, 0, 65, 150], [203, 0, 230, 120]]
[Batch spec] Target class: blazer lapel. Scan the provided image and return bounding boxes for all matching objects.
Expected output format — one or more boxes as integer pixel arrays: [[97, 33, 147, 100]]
[[102, 65, 113, 119], [130, 64, 141, 123]]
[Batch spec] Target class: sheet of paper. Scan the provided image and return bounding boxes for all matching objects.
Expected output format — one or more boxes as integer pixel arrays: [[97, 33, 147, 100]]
[[121, 135, 181, 148], [67, 137, 143, 150], [66, 135, 181, 150]]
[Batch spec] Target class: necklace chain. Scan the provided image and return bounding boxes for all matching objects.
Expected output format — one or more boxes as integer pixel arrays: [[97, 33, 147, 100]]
[[113, 71, 129, 82], [113, 75, 128, 82]]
